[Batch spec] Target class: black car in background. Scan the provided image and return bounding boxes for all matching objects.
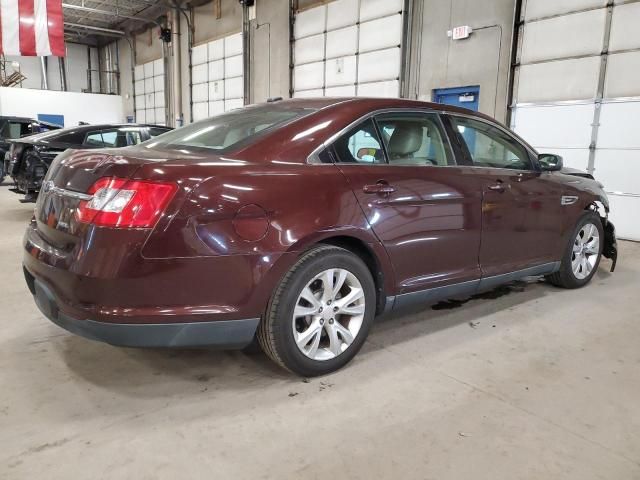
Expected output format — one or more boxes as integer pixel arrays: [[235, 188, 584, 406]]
[[5, 124, 172, 202], [0, 116, 61, 183]]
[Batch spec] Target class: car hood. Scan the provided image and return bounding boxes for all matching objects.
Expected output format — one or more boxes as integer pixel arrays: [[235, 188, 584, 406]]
[[560, 166, 594, 179]]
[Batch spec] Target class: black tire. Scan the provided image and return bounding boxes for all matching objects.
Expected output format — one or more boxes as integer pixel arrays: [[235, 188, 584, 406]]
[[258, 245, 376, 377], [547, 211, 603, 289]]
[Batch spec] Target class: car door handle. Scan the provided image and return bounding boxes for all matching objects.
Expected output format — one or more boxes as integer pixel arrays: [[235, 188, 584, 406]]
[[487, 181, 507, 193], [363, 182, 396, 195]]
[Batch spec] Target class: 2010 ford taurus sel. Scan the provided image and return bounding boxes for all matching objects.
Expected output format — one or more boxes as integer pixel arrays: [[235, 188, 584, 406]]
[[23, 98, 618, 376]]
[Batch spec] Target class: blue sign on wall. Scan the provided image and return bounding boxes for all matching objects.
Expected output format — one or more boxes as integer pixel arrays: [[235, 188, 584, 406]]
[[37, 114, 65, 127], [433, 86, 480, 112]]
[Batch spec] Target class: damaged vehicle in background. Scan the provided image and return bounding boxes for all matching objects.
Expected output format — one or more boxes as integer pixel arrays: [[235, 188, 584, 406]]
[[0, 116, 61, 184], [5, 123, 171, 202]]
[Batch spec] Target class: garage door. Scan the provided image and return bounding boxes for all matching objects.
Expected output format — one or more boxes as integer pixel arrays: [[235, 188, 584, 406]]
[[293, 0, 404, 98], [191, 32, 244, 121], [134, 59, 166, 125], [511, 0, 640, 240]]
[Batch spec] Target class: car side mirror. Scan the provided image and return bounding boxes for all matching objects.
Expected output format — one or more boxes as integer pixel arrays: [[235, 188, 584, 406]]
[[538, 153, 563, 171]]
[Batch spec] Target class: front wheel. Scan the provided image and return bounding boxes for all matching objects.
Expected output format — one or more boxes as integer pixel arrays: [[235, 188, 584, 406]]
[[547, 212, 603, 288], [258, 245, 376, 376]]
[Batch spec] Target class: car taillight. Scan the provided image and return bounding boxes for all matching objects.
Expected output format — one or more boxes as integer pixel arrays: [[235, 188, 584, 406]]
[[76, 177, 177, 228]]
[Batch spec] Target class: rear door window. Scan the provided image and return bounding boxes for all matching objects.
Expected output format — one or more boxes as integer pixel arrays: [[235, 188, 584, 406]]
[[375, 113, 453, 166]]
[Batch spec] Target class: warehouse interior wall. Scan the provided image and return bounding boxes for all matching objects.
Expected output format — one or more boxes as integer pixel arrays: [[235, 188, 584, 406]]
[[408, 0, 516, 123], [251, 0, 291, 103], [6, 43, 100, 93]]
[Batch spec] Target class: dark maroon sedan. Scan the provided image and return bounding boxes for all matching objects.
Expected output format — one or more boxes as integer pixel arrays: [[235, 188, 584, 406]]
[[23, 98, 617, 376]]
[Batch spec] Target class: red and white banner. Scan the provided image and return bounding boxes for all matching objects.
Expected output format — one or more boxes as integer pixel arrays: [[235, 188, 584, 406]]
[[0, 0, 65, 56]]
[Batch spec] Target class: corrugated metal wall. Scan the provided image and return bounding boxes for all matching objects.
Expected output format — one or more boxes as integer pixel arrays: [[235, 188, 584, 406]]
[[511, 0, 640, 240]]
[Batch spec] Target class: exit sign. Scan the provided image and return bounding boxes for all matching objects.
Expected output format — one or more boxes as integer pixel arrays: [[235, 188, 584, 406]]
[[449, 26, 473, 40]]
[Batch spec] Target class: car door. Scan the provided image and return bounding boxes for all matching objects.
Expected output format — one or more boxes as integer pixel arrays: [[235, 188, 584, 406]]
[[445, 114, 565, 278], [329, 112, 483, 296]]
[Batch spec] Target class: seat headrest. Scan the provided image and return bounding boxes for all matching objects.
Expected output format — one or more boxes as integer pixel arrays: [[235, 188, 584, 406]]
[[387, 122, 423, 157]]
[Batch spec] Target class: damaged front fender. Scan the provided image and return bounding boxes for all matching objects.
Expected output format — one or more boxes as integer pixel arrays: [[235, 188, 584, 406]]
[[602, 218, 618, 272]]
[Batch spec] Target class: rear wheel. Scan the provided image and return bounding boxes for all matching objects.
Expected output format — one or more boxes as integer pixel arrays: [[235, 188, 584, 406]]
[[547, 212, 603, 288], [258, 245, 376, 376]]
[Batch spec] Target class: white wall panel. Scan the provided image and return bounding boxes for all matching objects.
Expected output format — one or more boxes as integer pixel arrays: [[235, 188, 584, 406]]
[[134, 65, 144, 79], [153, 59, 164, 76], [154, 91, 165, 108], [192, 63, 208, 84], [208, 60, 224, 81], [359, 14, 402, 53], [134, 80, 144, 94], [225, 98, 244, 111], [594, 150, 640, 195], [513, 104, 595, 149], [209, 80, 225, 101], [523, 0, 606, 21], [209, 100, 225, 116], [225, 76, 244, 99], [325, 85, 356, 97], [598, 102, 640, 149], [294, 62, 325, 91], [295, 34, 325, 64], [145, 108, 155, 124], [360, 0, 402, 21], [153, 75, 164, 92], [144, 77, 154, 93], [192, 43, 208, 65], [225, 55, 243, 78], [358, 48, 400, 83], [154, 108, 165, 125], [143, 61, 154, 77], [192, 83, 208, 102], [604, 52, 640, 98], [325, 56, 357, 87], [521, 9, 606, 64], [295, 5, 326, 38], [208, 39, 224, 61], [193, 102, 208, 121], [516, 57, 600, 103], [294, 88, 323, 98], [134, 95, 145, 110], [609, 2, 640, 52], [136, 108, 145, 123], [607, 195, 640, 240], [326, 26, 357, 59], [357, 80, 399, 98], [224, 33, 243, 57], [327, 0, 358, 30]]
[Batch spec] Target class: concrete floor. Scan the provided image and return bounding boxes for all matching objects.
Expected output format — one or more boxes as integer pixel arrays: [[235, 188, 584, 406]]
[[1, 183, 639, 480]]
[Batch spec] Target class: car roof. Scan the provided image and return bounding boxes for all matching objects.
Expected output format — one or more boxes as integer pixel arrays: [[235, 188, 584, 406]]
[[14, 123, 171, 144]]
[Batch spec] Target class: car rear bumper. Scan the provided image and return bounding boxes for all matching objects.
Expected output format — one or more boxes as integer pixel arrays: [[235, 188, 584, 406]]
[[25, 268, 260, 348]]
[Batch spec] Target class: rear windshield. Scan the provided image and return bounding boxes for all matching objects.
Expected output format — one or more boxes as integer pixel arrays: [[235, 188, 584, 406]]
[[142, 105, 316, 153]]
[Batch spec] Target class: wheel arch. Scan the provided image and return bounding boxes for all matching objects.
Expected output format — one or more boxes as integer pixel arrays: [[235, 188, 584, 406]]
[[317, 235, 390, 315]]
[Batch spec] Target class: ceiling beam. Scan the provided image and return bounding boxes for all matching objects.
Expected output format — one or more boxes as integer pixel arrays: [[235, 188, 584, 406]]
[[62, 3, 151, 23], [64, 22, 126, 36]]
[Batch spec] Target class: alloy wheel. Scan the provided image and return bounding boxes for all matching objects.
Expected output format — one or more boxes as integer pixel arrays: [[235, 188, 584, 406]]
[[292, 268, 366, 361], [572, 222, 600, 280]]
